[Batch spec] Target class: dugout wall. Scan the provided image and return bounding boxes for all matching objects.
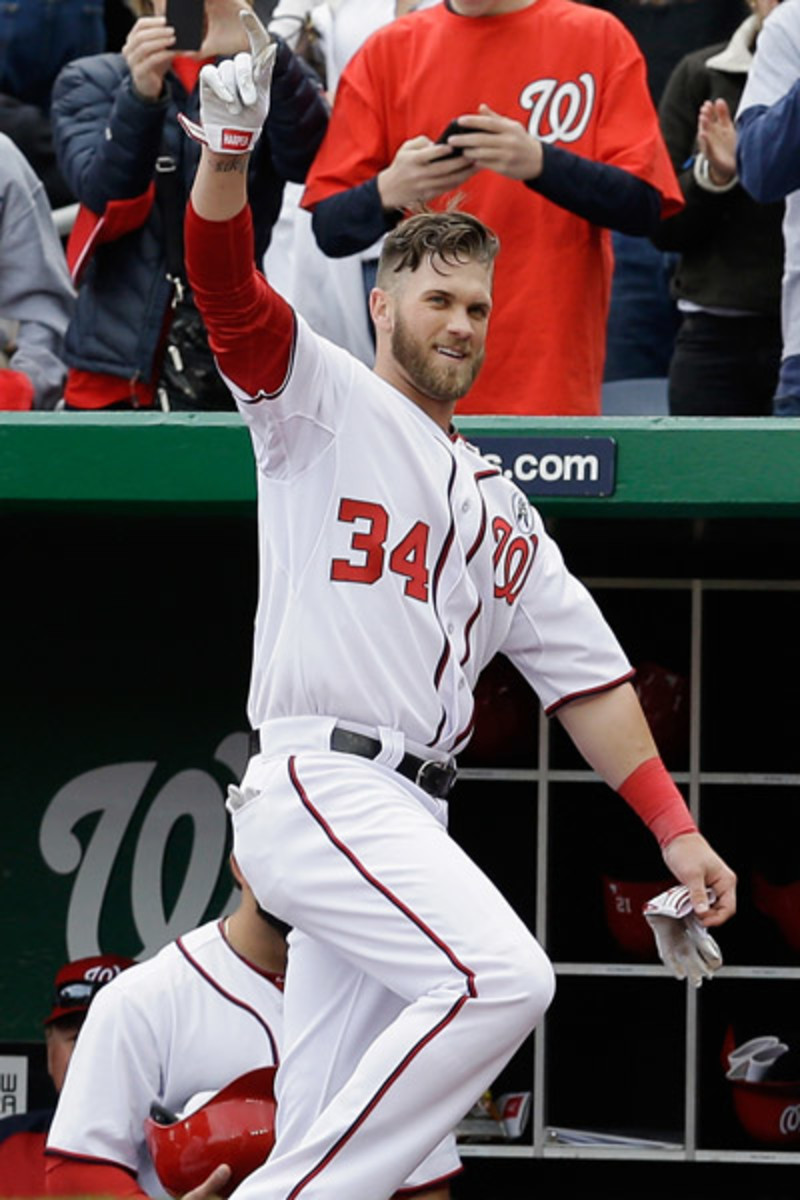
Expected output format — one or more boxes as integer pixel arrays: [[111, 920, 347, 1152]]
[[1, 413, 799, 1183]]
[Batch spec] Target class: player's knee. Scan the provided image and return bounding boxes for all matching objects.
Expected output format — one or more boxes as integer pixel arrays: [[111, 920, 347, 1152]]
[[508, 939, 555, 1030], [478, 935, 555, 1039]]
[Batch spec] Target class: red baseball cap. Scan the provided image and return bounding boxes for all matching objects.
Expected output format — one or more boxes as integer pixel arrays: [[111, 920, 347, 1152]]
[[45, 953, 136, 1025]]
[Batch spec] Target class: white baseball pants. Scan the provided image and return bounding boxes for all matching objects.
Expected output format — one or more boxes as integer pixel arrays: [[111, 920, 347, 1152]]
[[229, 718, 555, 1200]]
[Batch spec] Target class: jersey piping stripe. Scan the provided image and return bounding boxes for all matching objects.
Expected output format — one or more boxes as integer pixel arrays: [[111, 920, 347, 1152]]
[[466, 467, 498, 564], [248, 310, 299, 404], [174, 938, 280, 1064], [43, 1147, 139, 1176], [544, 669, 637, 716], [465, 498, 487, 565], [460, 599, 482, 668], [287, 995, 469, 1199], [287, 758, 476, 986], [429, 707, 448, 748], [286, 755, 477, 1198], [432, 640, 451, 692], [451, 710, 476, 755], [428, 458, 457, 744]]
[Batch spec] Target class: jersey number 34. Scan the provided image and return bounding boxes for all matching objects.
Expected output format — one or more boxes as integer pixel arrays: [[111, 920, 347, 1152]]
[[329, 498, 537, 607]]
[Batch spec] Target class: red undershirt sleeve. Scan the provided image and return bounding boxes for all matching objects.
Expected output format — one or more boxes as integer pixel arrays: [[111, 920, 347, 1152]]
[[45, 1152, 149, 1197], [184, 201, 296, 398]]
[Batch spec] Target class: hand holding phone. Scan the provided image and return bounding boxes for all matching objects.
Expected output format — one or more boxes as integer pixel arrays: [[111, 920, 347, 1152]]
[[167, 0, 205, 52], [435, 119, 470, 158]]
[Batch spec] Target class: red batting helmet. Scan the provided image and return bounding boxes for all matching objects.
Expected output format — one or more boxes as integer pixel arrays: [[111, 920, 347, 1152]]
[[723, 1025, 800, 1146], [601, 874, 672, 960], [143, 1067, 277, 1197]]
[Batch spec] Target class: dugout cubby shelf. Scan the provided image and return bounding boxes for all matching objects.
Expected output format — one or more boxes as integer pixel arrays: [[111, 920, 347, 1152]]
[[455, 572, 800, 1165], [3, 414, 800, 1169]]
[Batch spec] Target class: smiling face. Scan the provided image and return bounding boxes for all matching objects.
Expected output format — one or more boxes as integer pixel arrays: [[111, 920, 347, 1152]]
[[373, 254, 493, 422]]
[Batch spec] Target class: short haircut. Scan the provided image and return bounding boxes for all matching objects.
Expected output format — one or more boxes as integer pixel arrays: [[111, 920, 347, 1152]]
[[376, 209, 500, 290]]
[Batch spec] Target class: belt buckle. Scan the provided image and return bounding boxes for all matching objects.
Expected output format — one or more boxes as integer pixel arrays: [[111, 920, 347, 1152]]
[[415, 758, 457, 798]]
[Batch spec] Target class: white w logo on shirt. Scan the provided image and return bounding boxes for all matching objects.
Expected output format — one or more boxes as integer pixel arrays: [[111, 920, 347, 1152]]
[[520, 73, 596, 144]]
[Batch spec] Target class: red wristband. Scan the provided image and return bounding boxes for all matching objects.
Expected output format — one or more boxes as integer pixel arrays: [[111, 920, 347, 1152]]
[[617, 756, 698, 848]]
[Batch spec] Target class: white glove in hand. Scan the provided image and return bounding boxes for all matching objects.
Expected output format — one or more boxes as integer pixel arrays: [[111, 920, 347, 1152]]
[[643, 884, 723, 987], [178, 9, 277, 153]]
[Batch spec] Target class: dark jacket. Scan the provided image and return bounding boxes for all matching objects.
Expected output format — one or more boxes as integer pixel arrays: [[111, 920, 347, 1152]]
[[652, 22, 784, 316], [0, 95, 74, 207], [50, 39, 327, 388], [0, 0, 110, 206]]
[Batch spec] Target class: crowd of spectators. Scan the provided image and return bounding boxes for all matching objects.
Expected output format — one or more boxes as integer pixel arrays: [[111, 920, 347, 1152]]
[[0, 0, 794, 416]]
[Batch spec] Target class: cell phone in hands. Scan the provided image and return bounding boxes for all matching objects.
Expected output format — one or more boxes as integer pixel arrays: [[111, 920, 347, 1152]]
[[435, 119, 470, 159], [166, 0, 205, 51]]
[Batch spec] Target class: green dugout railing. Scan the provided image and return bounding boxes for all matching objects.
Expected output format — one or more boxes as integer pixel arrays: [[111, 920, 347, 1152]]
[[1, 413, 799, 517]]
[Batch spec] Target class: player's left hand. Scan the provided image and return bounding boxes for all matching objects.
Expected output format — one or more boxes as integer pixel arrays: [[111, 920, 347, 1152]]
[[644, 884, 723, 987], [181, 1163, 232, 1200], [661, 831, 737, 928], [446, 104, 544, 181], [178, 9, 277, 154]]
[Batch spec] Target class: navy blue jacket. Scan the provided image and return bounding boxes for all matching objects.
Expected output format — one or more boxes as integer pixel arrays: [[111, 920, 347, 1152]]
[[50, 40, 327, 388]]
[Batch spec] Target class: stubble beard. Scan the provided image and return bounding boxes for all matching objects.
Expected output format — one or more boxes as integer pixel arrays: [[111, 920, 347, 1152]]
[[391, 313, 484, 404]]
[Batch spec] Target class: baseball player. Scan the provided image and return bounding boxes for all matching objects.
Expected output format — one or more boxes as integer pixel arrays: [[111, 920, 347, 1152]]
[[44, 860, 286, 1197], [179, 13, 736, 1200]]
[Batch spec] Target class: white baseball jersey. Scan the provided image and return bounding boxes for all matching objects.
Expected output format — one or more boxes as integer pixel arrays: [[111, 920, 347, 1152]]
[[234, 316, 632, 754], [46, 921, 283, 1196]]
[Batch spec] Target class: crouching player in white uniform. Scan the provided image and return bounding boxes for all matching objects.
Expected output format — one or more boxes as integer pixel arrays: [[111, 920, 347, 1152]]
[[44, 858, 286, 1198], [177, 11, 738, 1200]]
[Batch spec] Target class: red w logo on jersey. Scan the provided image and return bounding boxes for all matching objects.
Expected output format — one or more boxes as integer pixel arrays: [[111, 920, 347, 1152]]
[[492, 516, 538, 606]]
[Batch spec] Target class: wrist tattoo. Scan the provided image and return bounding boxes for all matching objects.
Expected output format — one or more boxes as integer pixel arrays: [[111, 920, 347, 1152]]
[[212, 156, 249, 174]]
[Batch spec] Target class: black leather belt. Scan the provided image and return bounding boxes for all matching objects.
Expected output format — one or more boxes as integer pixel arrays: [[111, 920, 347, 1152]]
[[248, 726, 457, 799]]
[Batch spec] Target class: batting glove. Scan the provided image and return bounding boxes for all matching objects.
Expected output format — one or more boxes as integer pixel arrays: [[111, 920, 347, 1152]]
[[643, 884, 723, 987], [726, 1035, 789, 1082], [178, 9, 277, 154]]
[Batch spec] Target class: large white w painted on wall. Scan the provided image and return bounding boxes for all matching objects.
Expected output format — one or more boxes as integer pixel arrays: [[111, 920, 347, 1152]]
[[38, 733, 248, 960]]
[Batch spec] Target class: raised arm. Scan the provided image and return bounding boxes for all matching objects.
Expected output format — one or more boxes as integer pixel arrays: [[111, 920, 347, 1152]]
[[183, 11, 295, 398]]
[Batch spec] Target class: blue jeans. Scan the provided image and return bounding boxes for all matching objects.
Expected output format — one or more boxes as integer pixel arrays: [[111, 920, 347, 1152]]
[[775, 354, 800, 416], [604, 231, 679, 382]]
